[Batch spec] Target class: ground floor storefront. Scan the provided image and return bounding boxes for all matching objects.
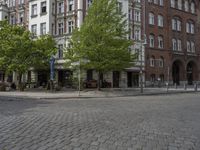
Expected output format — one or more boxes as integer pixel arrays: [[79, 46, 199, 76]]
[[19, 68, 143, 89]]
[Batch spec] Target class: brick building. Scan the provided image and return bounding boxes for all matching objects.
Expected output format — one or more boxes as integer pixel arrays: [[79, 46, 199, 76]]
[[143, 0, 200, 86]]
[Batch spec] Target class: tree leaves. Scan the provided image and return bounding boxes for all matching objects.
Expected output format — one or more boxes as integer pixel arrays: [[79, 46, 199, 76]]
[[65, 0, 134, 73], [0, 20, 57, 80]]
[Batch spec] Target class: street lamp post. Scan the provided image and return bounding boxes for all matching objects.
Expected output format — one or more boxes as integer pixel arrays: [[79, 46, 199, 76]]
[[139, 36, 147, 93], [140, 43, 143, 93], [78, 60, 81, 96]]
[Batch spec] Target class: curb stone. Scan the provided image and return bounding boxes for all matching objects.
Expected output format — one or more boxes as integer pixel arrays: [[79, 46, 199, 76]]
[[0, 90, 199, 101]]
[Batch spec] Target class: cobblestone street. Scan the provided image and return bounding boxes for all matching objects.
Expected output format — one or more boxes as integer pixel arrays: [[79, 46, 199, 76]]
[[0, 93, 200, 150]]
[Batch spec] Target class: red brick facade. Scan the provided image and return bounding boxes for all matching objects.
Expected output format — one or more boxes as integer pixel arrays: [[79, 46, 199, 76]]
[[143, 0, 200, 85]]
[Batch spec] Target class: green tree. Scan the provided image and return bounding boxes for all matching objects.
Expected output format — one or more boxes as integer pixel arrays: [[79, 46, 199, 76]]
[[65, 0, 135, 90], [0, 21, 57, 90]]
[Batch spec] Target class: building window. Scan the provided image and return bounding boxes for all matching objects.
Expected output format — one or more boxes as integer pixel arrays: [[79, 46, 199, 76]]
[[31, 24, 37, 35], [191, 2, 195, 14], [58, 22, 64, 35], [41, 1, 47, 14], [159, 57, 164, 68], [88, 0, 93, 7], [58, 2, 64, 14], [134, 29, 141, 41], [31, 4, 37, 16], [134, 49, 140, 60], [18, 0, 24, 5], [154, 0, 158, 4], [172, 18, 181, 31], [134, 10, 141, 22], [159, 0, 163, 6], [52, 23, 55, 35], [177, 39, 182, 51], [158, 36, 164, 49], [187, 41, 191, 52], [52, 3, 55, 14], [187, 41, 195, 53], [19, 12, 24, 24], [9, 0, 15, 7], [150, 56, 155, 67], [158, 15, 164, 27], [10, 15, 15, 25], [58, 44, 63, 59], [117, 2, 123, 13], [149, 12, 154, 25], [184, 0, 189, 11], [186, 22, 195, 34], [171, 0, 175, 8], [177, 20, 181, 31], [191, 41, 195, 52], [68, 0, 74, 11], [149, 34, 154, 48], [40, 23, 46, 35], [68, 20, 74, 34], [178, 0, 182, 10], [172, 38, 177, 51]]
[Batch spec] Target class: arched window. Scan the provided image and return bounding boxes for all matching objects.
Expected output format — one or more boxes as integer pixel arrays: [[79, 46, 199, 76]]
[[184, 0, 189, 11], [158, 15, 164, 27], [191, 2, 195, 14], [171, 0, 175, 8], [150, 56, 155, 67], [149, 34, 155, 48], [186, 21, 195, 34], [154, 0, 158, 4], [172, 17, 181, 31], [158, 36, 164, 48], [178, 0, 182, 10], [172, 38, 177, 51], [149, 13, 155, 25]]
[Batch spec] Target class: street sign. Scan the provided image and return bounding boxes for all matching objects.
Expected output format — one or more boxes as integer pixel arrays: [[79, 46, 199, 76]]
[[50, 56, 55, 80]]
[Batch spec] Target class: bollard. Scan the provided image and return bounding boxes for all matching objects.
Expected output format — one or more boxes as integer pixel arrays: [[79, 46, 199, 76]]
[[194, 83, 198, 92], [175, 83, 177, 89], [166, 82, 169, 92], [184, 83, 187, 90]]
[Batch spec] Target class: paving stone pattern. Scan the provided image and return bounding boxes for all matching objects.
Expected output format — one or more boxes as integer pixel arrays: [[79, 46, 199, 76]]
[[0, 94, 200, 150]]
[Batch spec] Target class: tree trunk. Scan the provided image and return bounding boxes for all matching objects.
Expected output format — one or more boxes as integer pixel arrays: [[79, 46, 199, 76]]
[[97, 71, 101, 91], [18, 73, 24, 91]]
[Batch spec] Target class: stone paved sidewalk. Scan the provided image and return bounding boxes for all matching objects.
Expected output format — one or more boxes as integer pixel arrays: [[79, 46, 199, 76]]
[[0, 87, 199, 100]]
